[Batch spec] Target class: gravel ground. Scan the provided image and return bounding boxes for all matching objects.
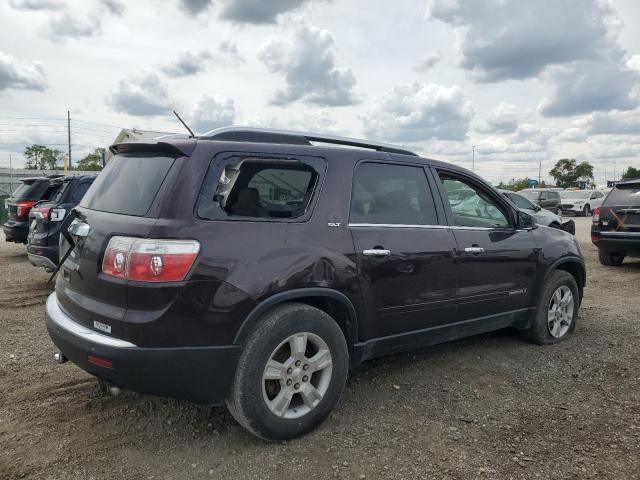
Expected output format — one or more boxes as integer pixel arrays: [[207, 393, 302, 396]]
[[1, 218, 639, 480]]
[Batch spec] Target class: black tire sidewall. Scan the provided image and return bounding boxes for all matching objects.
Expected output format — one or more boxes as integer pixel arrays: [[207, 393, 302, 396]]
[[230, 303, 349, 441], [529, 270, 579, 344]]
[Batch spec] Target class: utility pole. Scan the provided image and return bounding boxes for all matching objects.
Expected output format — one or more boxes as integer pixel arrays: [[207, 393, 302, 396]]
[[538, 159, 542, 185], [67, 110, 72, 170], [472, 145, 476, 171], [9, 154, 13, 193]]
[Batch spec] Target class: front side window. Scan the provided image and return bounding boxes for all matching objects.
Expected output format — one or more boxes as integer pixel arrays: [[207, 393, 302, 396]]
[[350, 162, 437, 225], [198, 159, 319, 220], [439, 174, 510, 228]]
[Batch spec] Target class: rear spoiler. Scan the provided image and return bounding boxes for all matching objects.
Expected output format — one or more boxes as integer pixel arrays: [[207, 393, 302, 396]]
[[109, 141, 196, 157]]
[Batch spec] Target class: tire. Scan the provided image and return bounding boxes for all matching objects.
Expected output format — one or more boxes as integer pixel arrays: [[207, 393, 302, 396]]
[[582, 204, 590, 216], [522, 270, 579, 345], [598, 249, 624, 266], [226, 303, 349, 441]]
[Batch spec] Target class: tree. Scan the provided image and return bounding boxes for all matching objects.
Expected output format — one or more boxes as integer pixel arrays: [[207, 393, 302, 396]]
[[496, 177, 530, 191], [549, 159, 594, 188], [23, 145, 62, 170], [621, 166, 640, 180], [75, 148, 105, 171]]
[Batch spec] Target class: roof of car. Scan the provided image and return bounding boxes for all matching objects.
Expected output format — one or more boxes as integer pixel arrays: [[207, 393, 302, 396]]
[[109, 126, 485, 181]]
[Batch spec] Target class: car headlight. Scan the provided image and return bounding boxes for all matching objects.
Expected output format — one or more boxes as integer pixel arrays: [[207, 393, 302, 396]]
[[573, 201, 584, 205]]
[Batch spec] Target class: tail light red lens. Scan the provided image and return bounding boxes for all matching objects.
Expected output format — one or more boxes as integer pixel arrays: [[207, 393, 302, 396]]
[[16, 201, 37, 218], [102, 236, 200, 282], [592, 207, 601, 223]]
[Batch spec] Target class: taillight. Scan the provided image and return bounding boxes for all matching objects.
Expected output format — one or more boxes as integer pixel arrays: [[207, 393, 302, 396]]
[[16, 201, 36, 218], [102, 236, 200, 282], [50, 208, 66, 221], [592, 207, 601, 223]]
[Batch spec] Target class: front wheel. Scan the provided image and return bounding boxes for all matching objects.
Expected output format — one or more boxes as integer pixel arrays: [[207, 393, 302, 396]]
[[582, 205, 590, 216], [226, 303, 349, 441], [522, 270, 579, 345], [598, 249, 624, 266]]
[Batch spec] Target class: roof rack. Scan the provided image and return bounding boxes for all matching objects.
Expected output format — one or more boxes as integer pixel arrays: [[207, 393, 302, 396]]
[[200, 127, 418, 157]]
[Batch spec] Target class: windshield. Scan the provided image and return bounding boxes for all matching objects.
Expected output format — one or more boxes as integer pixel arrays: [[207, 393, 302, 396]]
[[561, 191, 590, 200], [519, 191, 538, 201], [80, 154, 176, 216], [506, 192, 535, 210]]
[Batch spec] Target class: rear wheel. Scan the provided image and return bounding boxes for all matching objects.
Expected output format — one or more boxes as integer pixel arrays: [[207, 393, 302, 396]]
[[598, 249, 624, 266], [582, 204, 590, 216], [522, 270, 579, 345], [226, 303, 349, 441]]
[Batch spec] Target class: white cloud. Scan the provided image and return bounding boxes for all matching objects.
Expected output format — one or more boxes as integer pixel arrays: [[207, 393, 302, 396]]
[[0, 51, 48, 92], [413, 52, 441, 72], [242, 109, 344, 135], [106, 72, 173, 116], [258, 23, 358, 106], [361, 82, 473, 142], [475, 102, 519, 134], [190, 94, 236, 133], [8, 0, 64, 10], [427, 0, 619, 82]]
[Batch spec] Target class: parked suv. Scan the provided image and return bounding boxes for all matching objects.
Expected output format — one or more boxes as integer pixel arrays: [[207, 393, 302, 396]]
[[45, 128, 585, 441], [27, 175, 96, 271], [560, 189, 607, 216], [519, 188, 562, 215], [3, 176, 62, 243], [591, 179, 640, 265]]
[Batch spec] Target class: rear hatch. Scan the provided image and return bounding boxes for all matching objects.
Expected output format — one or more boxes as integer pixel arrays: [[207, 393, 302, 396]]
[[7, 179, 51, 223], [55, 152, 181, 342], [28, 180, 67, 243], [597, 181, 640, 236]]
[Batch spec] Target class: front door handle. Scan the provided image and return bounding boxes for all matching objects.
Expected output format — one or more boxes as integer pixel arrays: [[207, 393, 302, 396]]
[[363, 248, 391, 256], [464, 246, 484, 254]]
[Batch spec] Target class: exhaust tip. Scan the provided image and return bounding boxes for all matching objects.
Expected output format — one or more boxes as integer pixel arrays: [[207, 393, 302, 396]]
[[54, 352, 68, 364]]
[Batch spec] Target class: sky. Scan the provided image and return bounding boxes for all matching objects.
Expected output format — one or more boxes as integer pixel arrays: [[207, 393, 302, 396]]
[[1, 0, 640, 185]]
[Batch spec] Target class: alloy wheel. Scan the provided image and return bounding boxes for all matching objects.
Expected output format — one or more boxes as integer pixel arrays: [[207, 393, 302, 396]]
[[547, 285, 574, 338], [262, 332, 333, 419]]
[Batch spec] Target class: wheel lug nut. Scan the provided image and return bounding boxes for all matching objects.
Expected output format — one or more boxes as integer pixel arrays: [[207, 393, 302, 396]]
[[302, 375, 308, 382], [303, 364, 309, 370], [287, 368, 292, 374], [295, 360, 301, 367], [286, 379, 292, 386], [294, 383, 300, 390]]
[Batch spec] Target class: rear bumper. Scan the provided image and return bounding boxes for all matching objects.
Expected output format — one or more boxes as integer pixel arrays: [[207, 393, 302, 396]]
[[45, 293, 241, 405], [27, 244, 58, 270], [592, 231, 640, 256], [3, 222, 28, 243]]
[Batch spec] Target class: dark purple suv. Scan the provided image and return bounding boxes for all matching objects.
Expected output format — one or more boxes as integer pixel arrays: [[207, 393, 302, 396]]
[[45, 127, 585, 440]]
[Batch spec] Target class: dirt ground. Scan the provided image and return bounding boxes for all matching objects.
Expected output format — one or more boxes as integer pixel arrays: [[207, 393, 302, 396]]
[[1, 218, 639, 480]]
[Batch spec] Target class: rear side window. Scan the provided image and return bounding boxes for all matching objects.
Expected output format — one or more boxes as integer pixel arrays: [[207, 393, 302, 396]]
[[605, 184, 640, 205], [198, 157, 321, 221], [350, 162, 437, 225], [80, 154, 175, 216]]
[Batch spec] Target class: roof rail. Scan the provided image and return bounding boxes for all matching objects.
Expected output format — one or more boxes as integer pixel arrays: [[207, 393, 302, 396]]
[[200, 126, 418, 156]]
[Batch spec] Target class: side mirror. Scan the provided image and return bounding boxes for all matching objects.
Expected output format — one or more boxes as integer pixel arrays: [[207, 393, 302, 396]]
[[517, 211, 536, 229], [534, 204, 542, 212]]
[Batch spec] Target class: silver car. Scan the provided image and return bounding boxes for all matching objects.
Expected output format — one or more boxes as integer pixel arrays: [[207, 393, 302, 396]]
[[499, 190, 575, 234]]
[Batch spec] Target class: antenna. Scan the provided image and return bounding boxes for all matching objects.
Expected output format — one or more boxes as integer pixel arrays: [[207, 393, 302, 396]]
[[173, 111, 195, 137]]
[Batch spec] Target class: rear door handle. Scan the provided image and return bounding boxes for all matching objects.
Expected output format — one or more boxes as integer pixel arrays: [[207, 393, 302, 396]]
[[363, 249, 391, 256], [464, 247, 484, 254]]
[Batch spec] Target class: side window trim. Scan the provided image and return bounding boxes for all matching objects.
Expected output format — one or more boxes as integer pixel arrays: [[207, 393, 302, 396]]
[[431, 167, 516, 229], [348, 159, 440, 227]]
